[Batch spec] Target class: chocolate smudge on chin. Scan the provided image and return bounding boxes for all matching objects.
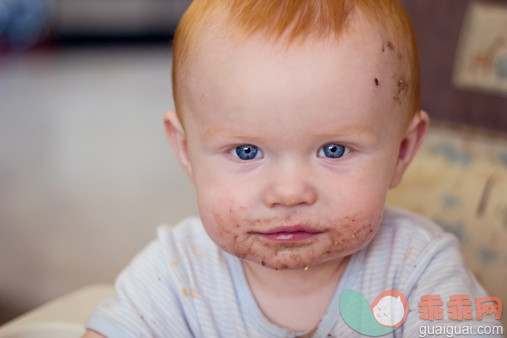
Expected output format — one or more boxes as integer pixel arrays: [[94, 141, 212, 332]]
[[214, 205, 379, 270]]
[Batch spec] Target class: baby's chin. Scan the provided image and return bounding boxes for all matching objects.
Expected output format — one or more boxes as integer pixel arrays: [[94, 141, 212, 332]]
[[248, 255, 313, 270], [226, 242, 357, 271], [208, 214, 380, 270]]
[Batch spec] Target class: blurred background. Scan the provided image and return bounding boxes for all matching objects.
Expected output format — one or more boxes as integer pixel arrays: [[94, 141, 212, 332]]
[[1, 0, 506, 327], [0, 0, 197, 324]]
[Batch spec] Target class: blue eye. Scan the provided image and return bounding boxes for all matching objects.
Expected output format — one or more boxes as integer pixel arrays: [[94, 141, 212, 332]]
[[318, 143, 350, 158], [232, 145, 263, 160]]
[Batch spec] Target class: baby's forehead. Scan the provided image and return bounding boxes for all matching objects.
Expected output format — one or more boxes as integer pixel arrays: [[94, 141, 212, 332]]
[[180, 33, 411, 137], [173, 0, 419, 126], [184, 20, 409, 112], [192, 8, 406, 78]]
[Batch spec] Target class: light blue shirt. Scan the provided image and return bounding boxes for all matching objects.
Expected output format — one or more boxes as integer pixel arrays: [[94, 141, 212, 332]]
[[86, 206, 503, 337]]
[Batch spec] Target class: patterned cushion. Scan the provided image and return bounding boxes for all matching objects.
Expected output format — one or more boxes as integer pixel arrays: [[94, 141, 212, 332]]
[[387, 122, 507, 328]]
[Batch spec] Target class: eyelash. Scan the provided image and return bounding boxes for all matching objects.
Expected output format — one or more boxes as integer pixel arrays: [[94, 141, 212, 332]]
[[229, 143, 351, 161], [229, 144, 264, 160], [317, 143, 351, 159]]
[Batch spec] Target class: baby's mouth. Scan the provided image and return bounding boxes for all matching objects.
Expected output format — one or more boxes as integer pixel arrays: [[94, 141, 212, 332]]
[[253, 225, 323, 243]]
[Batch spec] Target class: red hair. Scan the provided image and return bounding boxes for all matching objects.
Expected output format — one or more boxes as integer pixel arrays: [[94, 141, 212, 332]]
[[172, 0, 420, 119]]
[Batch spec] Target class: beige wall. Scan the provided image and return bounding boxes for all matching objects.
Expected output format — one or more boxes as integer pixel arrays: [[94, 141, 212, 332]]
[[0, 46, 198, 323]]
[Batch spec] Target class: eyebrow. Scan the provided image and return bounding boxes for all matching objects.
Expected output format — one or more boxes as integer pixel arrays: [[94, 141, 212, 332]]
[[204, 126, 264, 143], [317, 126, 379, 140], [204, 125, 378, 142]]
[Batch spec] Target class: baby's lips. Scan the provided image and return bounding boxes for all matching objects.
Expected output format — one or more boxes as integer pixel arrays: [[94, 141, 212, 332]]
[[253, 224, 324, 242], [257, 231, 320, 242], [262, 224, 322, 234]]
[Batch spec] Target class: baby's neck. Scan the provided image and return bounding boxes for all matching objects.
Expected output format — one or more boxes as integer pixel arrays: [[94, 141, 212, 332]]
[[242, 257, 349, 295], [242, 257, 349, 332]]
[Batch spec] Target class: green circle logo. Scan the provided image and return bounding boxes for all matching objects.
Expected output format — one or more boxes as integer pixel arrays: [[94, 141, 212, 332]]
[[340, 289, 408, 336]]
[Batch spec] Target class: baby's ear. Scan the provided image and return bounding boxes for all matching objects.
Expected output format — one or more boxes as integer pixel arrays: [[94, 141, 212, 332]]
[[163, 110, 193, 180], [389, 110, 429, 189]]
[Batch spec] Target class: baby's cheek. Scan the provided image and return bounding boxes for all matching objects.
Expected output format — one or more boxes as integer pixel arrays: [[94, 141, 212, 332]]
[[199, 199, 382, 270], [245, 218, 379, 270], [248, 214, 381, 270], [324, 214, 380, 256], [200, 201, 253, 253]]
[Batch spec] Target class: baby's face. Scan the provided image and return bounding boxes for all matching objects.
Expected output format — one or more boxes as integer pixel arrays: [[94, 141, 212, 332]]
[[175, 24, 411, 270]]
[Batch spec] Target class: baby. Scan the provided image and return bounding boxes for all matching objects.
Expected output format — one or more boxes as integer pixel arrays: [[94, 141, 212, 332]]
[[84, 0, 503, 337]]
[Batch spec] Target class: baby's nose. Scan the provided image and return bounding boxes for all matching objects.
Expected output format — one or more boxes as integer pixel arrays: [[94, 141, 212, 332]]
[[263, 164, 317, 208]]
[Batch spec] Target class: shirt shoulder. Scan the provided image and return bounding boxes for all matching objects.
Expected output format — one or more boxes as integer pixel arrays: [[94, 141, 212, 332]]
[[86, 218, 244, 337], [380, 205, 447, 241], [343, 206, 500, 336], [156, 216, 220, 262], [356, 206, 474, 295], [371, 206, 458, 267]]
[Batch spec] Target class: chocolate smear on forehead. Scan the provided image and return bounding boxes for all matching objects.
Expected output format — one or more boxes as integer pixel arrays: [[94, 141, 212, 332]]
[[392, 74, 409, 104], [398, 78, 408, 94]]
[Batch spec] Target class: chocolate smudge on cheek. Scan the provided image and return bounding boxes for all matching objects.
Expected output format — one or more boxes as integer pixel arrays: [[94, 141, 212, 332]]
[[221, 210, 308, 269], [211, 205, 380, 270], [212, 206, 287, 266], [323, 214, 378, 258], [211, 207, 252, 257]]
